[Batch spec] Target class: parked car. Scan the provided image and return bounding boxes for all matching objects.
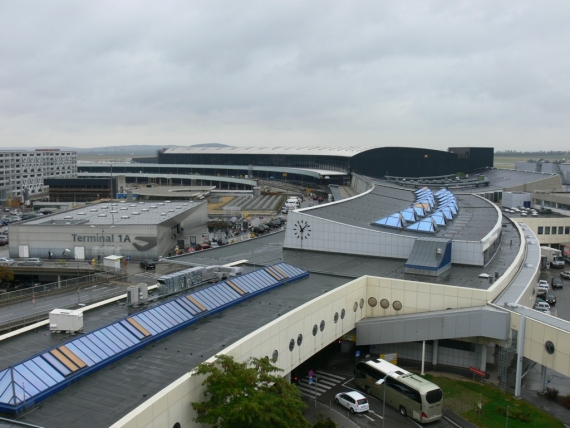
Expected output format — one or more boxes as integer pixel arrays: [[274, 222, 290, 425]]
[[17, 258, 43, 266], [551, 277, 563, 289], [139, 260, 156, 270], [538, 279, 549, 287], [535, 300, 551, 311], [335, 391, 369, 414], [535, 307, 552, 316], [0, 235, 8, 245], [0, 257, 14, 266], [537, 283, 549, 295], [252, 226, 266, 234], [543, 292, 557, 306], [560, 271, 570, 280]]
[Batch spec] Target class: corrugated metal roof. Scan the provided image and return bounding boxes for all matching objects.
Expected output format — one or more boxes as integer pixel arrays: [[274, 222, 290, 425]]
[[21, 201, 203, 226]]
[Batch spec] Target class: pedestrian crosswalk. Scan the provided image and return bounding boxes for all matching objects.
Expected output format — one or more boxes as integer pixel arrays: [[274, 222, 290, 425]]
[[296, 370, 345, 398]]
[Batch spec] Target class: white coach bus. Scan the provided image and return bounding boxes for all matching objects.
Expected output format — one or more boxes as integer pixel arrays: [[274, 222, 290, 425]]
[[353, 358, 443, 423]]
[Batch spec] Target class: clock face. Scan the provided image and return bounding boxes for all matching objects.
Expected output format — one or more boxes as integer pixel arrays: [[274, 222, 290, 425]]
[[293, 220, 311, 240]]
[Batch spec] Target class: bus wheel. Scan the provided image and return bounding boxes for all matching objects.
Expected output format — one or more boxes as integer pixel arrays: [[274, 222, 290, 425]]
[[365, 386, 371, 395], [399, 406, 407, 417]]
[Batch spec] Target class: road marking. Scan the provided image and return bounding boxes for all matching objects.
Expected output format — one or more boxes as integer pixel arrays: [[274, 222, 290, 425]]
[[35, 304, 52, 309], [315, 370, 346, 381], [362, 413, 375, 421]]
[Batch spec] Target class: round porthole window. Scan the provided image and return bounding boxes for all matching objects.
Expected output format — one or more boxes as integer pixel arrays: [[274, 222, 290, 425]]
[[353, 302, 358, 312], [380, 299, 390, 309], [368, 297, 377, 307], [341, 308, 346, 319], [289, 339, 295, 351], [359, 298, 364, 309], [320, 320, 325, 331], [297, 334, 303, 346], [393, 300, 402, 311], [271, 350, 278, 362], [545, 341, 555, 355], [334, 312, 339, 323], [313, 324, 318, 336]]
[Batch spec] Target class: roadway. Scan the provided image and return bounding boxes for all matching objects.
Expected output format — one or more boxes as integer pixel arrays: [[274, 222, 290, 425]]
[[297, 358, 463, 428]]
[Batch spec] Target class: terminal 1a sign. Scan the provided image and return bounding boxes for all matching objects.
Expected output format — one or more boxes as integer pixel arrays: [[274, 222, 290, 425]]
[[72, 234, 131, 243], [71, 234, 158, 251]]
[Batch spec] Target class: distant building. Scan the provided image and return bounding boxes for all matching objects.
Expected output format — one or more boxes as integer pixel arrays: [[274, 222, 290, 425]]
[[0, 149, 77, 203]]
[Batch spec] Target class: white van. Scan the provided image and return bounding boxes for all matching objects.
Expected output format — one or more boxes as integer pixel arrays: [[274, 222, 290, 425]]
[[284, 199, 300, 210]]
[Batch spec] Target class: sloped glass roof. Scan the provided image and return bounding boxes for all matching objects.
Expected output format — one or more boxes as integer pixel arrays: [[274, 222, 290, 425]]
[[373, 213, 405, 229], [413, 205, 426, 217], [0, 263, 308, 414], [400, 208, 417, 222], [431, 212, 447, 226], [438, 207, 454, 220], [405, 218, 437, 233]]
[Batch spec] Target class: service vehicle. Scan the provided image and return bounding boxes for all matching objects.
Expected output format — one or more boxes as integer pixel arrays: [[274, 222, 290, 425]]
[[353, 358, 443, 423], [335, 391, 369, 414]]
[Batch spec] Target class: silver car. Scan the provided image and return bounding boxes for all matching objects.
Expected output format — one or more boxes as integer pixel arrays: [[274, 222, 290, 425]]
[[17, 258, 43, 266], [0, 257, 14, 266]]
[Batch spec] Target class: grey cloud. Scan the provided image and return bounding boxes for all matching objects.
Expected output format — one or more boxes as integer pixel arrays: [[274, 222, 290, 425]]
[[0, 1, 569, 150]]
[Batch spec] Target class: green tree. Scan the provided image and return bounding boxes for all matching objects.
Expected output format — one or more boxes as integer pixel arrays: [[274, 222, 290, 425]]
[[0, 266, 14, 284], [191, 354, 310, 428]]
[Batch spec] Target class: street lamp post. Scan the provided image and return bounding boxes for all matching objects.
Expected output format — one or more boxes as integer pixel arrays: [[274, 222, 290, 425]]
[[376, 370, 396, 428]]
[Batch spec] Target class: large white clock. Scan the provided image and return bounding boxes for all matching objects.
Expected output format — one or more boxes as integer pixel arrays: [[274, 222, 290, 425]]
[[293, 220, 311, 240]]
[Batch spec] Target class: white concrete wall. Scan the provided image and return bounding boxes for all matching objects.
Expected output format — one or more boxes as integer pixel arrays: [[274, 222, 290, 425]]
[[111, 276, 370, 428], [284, 211, 417, 259]]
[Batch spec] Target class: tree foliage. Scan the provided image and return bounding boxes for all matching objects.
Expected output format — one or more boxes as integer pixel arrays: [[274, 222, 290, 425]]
[[191, 354, 311, 428], [0, 266, 14, 283]]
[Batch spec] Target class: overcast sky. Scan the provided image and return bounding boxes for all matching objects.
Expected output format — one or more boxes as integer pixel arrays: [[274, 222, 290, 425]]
[[1, 1, 569, 151]]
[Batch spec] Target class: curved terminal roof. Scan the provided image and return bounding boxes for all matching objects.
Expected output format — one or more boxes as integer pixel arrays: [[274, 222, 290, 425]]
[[162, 146, 375, 157]]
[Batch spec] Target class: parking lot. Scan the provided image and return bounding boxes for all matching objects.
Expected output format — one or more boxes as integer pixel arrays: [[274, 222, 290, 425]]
[[537, 266, 570, 320]]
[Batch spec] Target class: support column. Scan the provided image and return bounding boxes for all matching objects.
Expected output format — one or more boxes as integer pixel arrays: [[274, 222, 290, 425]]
[[432, 340, 439, 367], [540, 365, 547, 393], [57, 275, 61, 289], [421, 340, 426, 375], [480, 344, 487, 372], [515, 315, 526, 398]]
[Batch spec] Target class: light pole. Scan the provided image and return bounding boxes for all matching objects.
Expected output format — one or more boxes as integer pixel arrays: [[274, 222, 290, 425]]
[[376, 370, 396, 428]]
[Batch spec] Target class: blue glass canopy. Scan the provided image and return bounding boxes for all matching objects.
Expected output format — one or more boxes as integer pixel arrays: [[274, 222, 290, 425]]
[[0, 263, 308, 414]]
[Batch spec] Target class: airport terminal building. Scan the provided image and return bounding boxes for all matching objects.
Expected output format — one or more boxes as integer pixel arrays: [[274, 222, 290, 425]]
[[9, 201, 207, 260]]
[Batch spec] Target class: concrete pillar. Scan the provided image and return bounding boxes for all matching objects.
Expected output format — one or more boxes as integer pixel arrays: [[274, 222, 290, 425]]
[[480, 344, 487, 372], [57, 275, 61, 289], [285, 372, 291, 383], [432, 340, 438, 367], [515, 315, 526, 398], [421, 341, 426, 375], [540, 365, 547, 393]]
